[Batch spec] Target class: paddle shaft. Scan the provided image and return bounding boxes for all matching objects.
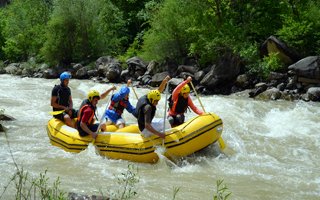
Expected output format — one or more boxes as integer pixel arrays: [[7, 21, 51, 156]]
[[189, 81, 205, 112], [93, 89, 115, 144], [131, 85, 139, 100], [162, 84, 170, 146], [189, 81, 226, 150], [97, 90, 114, 132]]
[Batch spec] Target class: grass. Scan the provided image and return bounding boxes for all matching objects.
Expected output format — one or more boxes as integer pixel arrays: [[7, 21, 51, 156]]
[[213, 179, 232, 200]]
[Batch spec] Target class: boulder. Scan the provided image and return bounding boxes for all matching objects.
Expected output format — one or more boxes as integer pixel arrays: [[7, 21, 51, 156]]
[[75, 66, 89, 79], [149, 72, 170, 87], [4, 63, 20, 75], [288, 56, 320, 80], [96, 56, 122, 82], [0, 124, 5, 132], [200, 52, 241, 91], [255, 88, 281, 100], [0, 114, 15, 121], [260, 35, 301, 65], [306, 87, 320, 101]]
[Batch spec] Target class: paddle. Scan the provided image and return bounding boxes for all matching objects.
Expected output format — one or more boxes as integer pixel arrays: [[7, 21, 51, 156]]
[[189, 81, 226, 150], [131, 85, 139, 100], [93, 87, 115, 144], [162, 83, 170, 146], [49, 110, 65, 115]]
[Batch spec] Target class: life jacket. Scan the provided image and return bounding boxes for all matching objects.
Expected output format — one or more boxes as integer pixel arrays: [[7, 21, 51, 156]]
[[53, 83, 71, 110], [168, 94, 189, 114], [77, 100, 96, 130], [135, 95, 156, 131], [108, 95, 127, 115]]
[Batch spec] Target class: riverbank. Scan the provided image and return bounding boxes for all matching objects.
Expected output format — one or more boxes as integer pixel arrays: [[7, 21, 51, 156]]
[[1, 55, 320, 102]]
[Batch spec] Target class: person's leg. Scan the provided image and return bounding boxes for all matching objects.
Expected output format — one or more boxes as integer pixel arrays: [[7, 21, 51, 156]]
[[103, 117, 117, 131], [175, 114, 185, 126], [64, 114, 76, 128], [89, 124, 99, 132], [116, 118, 126, 128], [54, 113, 64, 121], [167, 115, 175, 127]]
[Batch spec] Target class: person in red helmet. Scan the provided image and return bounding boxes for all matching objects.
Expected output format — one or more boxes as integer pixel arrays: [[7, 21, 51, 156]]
[[167, 76, 204, 127], [51, 71, 77, 128]]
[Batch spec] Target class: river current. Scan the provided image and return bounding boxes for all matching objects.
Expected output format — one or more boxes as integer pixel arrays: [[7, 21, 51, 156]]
[[0, 74, 319, 200]]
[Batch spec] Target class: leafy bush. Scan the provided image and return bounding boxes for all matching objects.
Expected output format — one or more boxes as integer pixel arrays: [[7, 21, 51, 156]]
[[140, 0, 195, 63], [278, 18, 315, 57], [259, 52, 283, 79], [0, 168, 67, 200], [109, 164, 140, 200], [41, 0, 128, 66], [1, 0, 52, 62], [277, 1, 320, 57]]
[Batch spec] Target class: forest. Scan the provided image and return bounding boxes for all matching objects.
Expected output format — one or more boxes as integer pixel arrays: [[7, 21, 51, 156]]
[[0, 0, 319, 79]]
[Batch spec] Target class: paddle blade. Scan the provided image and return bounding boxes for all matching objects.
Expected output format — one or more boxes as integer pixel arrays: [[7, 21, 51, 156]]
[[218, 136, 237, 157], [49, 110, 64, 115], [218, 137, 226, 150]]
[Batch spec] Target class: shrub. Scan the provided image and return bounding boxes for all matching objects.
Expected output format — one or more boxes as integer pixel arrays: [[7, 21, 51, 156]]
[[213, 179, 232, 200]]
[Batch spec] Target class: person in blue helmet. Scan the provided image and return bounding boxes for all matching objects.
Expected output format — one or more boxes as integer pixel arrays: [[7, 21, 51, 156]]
[[104, 79, 136, 128], [51, 71, 77, 128]]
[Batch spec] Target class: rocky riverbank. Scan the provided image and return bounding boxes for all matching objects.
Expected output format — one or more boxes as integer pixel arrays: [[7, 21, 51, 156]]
[[1, 36, 320, 102]]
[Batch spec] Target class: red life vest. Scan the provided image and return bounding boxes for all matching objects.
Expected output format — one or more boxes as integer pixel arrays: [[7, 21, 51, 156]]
[[108, 97, 127, 115], [77, 104, 95, 126]]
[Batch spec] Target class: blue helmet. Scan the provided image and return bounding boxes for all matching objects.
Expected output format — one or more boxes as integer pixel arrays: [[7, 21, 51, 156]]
[[120, 86, 130, 96], [60, 72, 71, 81]]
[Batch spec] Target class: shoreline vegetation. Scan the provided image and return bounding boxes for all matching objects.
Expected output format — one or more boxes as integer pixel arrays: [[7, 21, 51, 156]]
[[0, 0, 319, 102]]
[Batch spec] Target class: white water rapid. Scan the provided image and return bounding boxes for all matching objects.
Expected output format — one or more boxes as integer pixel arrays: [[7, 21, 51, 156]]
[[0, 74, 319, 199]]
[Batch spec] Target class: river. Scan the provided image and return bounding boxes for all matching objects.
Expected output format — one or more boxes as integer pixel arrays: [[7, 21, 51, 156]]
[[0, 74, 319, 200]]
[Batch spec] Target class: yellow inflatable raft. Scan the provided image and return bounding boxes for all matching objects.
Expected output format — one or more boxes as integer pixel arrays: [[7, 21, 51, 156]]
[[47, 112, 223, 163]]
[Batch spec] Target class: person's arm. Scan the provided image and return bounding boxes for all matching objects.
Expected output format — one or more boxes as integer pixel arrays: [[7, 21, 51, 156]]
[[67, 94, 72, 107], [67, 95, 73, 115], [172, 77, 191, 100], [126, 101, 136, 114], [100, 85, 116, 100], [127, 79, 132, 87], [188, 97, 204, 115], [144, 105, 165, 138], [111, 91, 123, 101], [158, 75, 171, 93], [51, 96, 68, 110], [145, 123, 165, 139], [80, 122, 97, 139]]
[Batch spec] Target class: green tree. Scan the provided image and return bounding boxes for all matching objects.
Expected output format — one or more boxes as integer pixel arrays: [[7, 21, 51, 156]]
[[1, 0, 52, 61], [111, 0, 163, 46], [141, 0, 196, 63], [41, 0, 127, 66], [0, 10, 6, 60], [277, 0, 320, 57]]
